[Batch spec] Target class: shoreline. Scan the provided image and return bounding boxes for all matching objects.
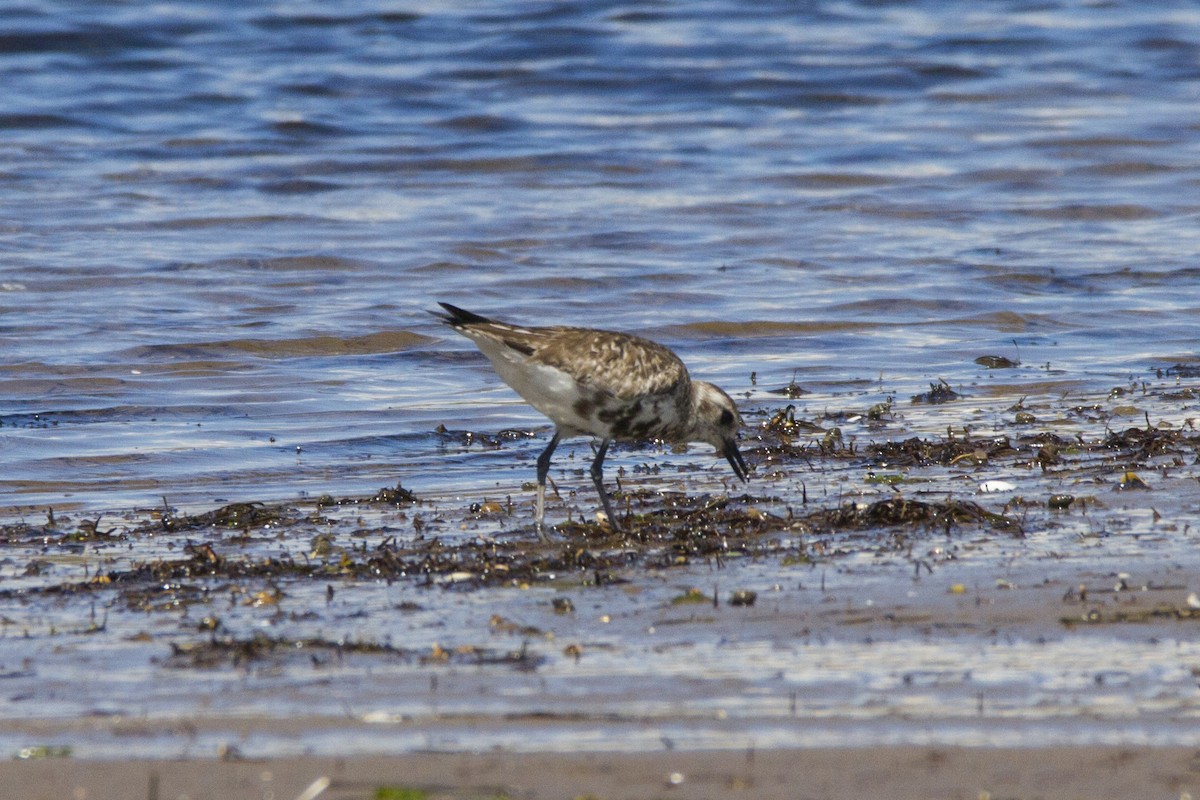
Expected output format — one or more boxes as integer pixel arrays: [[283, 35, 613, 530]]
[[5, 381, 1200, 795]]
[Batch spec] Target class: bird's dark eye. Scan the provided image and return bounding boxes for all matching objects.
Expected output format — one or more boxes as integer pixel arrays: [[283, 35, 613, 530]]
[[719, 409, 735, 426]]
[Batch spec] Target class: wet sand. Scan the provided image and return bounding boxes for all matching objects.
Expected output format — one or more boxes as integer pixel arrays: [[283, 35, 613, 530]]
[[6, 746, 1198, 800], [4, 379, 1200, 792]]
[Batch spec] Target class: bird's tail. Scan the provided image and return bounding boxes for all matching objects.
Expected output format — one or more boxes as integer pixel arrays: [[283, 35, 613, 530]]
[[432, 302, 494, 328]]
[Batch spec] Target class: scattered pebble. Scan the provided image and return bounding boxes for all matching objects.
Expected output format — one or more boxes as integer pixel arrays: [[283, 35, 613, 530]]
[[729, 590, 757, 606]]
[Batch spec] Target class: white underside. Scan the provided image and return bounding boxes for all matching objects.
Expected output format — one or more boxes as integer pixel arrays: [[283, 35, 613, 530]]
[[466, 331, 601, 436]]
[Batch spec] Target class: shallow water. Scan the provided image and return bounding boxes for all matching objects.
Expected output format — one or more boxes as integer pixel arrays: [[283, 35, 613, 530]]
[[3, 0, 1200, 761], [3, 461, 1200, 760]]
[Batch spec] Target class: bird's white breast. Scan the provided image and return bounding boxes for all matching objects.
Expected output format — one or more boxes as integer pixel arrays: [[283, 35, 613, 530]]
[[466, 331, 601, 435]]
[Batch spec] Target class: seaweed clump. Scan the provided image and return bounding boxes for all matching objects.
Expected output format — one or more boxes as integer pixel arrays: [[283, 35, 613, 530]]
[[802, 496, 1022, 538]]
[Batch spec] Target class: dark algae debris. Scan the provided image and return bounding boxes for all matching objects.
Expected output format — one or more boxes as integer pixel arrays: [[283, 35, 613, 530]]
[[4, 374, 1200, 682]]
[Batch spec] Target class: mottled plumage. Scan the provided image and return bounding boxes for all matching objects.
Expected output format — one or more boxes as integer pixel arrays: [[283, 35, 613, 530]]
[[434, 302, 748, 536]]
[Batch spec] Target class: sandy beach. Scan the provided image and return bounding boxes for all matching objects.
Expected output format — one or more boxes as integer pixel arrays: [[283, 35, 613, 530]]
[[6, 379, 1200, 797], [7, 746, 1199, 800]]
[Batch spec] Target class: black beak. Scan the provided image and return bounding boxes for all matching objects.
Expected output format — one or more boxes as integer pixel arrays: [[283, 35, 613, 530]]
[[722, 438, 749, 482]]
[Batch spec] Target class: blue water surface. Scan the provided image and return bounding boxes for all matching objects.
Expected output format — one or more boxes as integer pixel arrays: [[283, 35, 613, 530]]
[[1, 0, 1198, 512]]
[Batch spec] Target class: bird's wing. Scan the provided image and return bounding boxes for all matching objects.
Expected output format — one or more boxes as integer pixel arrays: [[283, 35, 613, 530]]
[[529, 327, 687, 399], [436, 302, 688, 399]]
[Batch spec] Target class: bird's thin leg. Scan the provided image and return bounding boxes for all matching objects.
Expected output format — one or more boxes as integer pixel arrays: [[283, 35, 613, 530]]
[[535, 430, 561, 541], [589, 438, 619, 528]]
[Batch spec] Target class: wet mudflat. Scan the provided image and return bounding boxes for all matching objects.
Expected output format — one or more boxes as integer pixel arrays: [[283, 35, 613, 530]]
[[3, 363, 1200, 762]]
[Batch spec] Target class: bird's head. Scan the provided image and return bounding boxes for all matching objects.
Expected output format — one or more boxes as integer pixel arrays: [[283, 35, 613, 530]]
[[689, 381, 749, 482]]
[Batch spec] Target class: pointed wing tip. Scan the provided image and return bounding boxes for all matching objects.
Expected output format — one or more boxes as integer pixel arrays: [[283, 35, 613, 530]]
[[433, 302, 490, 327]]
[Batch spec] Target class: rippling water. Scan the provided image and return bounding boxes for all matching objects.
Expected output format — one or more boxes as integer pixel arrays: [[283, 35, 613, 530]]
[[4, 0, 1199, 516]]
